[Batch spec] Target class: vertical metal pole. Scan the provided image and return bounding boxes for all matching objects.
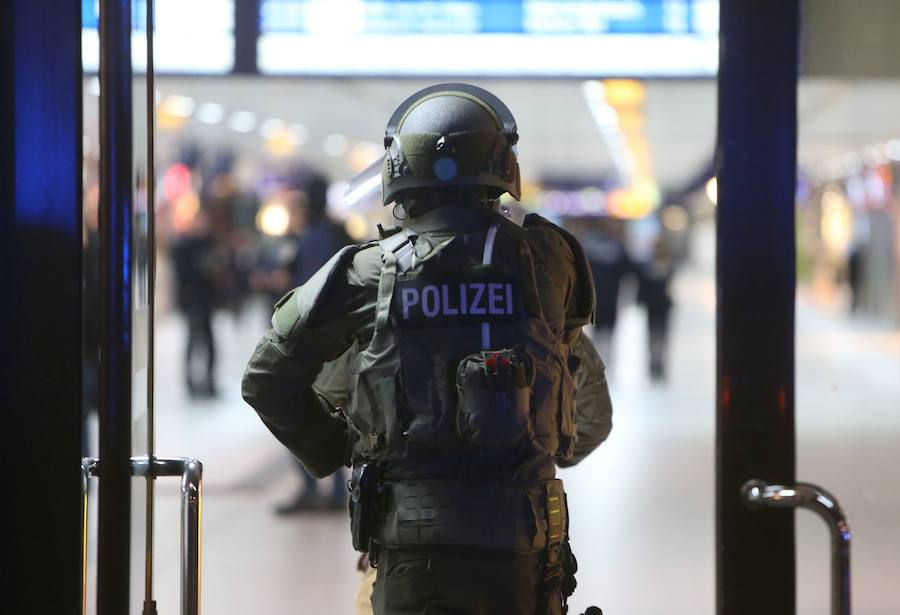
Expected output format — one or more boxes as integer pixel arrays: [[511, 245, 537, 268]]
[[144, 1, 158, 613], [181, 460, 204, 615], [81, 457, 100, 615], [831, 521, 852, 615], [2, 0, 83, 611], [98, 0, 134, 612], [82, 460, 90, 615], [716, 2, 800, 615]]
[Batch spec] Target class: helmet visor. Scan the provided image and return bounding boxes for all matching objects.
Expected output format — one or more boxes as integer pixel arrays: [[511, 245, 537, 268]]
[[344, 157, 384, 208]]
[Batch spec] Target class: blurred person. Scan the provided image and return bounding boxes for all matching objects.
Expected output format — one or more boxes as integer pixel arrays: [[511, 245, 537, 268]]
[[580, 216, 629, 366], [292, 174, 354, 284], [635, 219, 675, 382], [248, 191, 305, 328], [242, 84, 612, 615], [274, 174, 354, 514], [170, 208, 225, 398], [202, 160, 268, 321], [628, 215, 675, 382], [847, 206, 871, 314], [204, 170, 243, 315]]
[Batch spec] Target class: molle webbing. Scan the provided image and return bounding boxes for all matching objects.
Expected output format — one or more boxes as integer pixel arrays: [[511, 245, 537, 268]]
[[348, 218, 578, 460], [375, 478, 567, 553]]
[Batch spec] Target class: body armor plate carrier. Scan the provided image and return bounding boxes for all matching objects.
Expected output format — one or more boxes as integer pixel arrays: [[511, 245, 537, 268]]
[[347, 214, 585, 555], [348, 215, 579, 461]]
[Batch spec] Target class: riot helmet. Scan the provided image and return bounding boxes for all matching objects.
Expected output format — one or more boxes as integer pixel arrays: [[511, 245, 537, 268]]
[[381, 83, 521, 206]]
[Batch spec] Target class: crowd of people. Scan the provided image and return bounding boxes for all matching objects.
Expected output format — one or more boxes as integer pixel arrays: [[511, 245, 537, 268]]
[[161, 157, 355, 512], [80, 150, 357, 508]]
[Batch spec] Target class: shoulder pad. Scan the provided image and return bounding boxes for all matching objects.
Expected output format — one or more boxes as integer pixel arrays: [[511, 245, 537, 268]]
[[491, 210, 527, 241], [522, 213, 558, 230], [271, 244, 362, 338], [522, 214, 596, 325]]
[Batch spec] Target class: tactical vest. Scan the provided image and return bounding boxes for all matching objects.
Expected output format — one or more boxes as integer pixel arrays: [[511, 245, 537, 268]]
[[347, 215, 579, 462]]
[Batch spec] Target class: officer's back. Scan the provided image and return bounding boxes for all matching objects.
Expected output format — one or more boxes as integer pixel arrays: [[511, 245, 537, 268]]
[[242, 84, 612, 615]]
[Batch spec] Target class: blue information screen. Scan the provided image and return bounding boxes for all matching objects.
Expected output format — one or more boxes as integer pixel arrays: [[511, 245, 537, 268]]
[[261, 0, 702, 35], [258, 0, 718, 77]]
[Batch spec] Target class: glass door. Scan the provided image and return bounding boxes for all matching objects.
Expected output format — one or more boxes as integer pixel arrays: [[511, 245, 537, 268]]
[[85, 2, 202, 614]]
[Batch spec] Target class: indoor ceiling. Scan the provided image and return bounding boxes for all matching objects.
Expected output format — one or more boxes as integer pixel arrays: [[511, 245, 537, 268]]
[[82, 76, 900, 194]]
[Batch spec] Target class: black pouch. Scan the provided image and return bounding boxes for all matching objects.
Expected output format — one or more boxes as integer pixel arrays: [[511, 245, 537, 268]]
[[456, 347, 534, 447], [350, 463, 379, 552]]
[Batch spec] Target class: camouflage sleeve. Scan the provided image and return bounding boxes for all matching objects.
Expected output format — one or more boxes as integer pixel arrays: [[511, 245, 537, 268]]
[[242, 330, 351, 477], [241, 246, 379, 478], [313, 342, 357, 409], [556, 330, 613, 468]]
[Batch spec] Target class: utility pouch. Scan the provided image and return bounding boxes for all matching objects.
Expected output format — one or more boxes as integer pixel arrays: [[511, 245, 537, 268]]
[[350, 463, 380, 552], [456, 347, 534, 447]]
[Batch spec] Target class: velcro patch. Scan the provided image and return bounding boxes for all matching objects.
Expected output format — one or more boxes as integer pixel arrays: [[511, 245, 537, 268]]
[[392, 274, 520, 326]]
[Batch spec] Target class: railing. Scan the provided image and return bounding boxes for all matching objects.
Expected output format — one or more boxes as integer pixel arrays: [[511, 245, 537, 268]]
[[742, 480, 851, 615], [82, 456, 203, 615]]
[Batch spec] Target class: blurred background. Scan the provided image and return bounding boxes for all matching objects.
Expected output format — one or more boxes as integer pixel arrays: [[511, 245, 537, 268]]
[[79, 1, 900, 614]]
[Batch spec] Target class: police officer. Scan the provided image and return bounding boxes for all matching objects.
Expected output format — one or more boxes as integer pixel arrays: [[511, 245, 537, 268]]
[[242, 84, 613, 615]]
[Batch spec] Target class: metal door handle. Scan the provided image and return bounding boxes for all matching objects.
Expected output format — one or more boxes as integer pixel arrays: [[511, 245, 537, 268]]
[[741, 480, 851, 615], [82, 456, 203, 615]]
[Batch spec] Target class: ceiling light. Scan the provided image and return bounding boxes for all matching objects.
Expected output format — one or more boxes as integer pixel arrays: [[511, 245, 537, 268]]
[[197, 102, 226, 125], [228, 111, 257, 133], [256, 201, 291, 237], [323, 133, 349, 157], [602, 80, 646, 108], [580, 80, 605, 101], [261, 118, 286, 140], [592, 106, 619, 128], [160, 95, 195, 118]]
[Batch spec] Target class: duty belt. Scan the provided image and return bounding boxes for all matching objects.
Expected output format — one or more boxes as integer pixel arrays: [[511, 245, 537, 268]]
[[373, 478, 566, 554]]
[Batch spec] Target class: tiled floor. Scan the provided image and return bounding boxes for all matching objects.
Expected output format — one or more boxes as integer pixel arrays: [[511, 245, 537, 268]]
[[85, 242, 900, 614]]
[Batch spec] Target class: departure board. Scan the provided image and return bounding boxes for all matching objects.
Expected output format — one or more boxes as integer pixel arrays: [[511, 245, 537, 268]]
[[82, 0, 235, 74], [258, 0, 718, 77]]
